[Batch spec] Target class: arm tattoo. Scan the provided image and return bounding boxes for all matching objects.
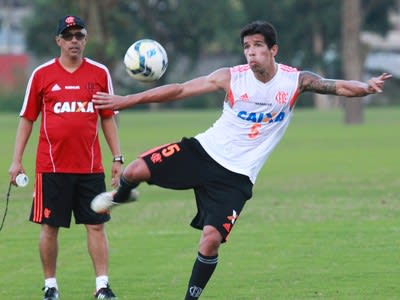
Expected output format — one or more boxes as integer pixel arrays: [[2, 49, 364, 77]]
[[299, 71, 337, 95]]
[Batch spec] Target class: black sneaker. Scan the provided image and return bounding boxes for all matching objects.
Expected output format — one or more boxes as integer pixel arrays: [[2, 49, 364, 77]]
[[94, 284, 118, 299], [42, 287, 59, 300]]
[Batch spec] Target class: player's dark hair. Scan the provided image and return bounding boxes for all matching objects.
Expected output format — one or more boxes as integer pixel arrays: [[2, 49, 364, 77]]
[[240, 20, 278, 49]]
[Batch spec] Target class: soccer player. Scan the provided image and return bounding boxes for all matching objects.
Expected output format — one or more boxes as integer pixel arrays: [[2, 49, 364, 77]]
[[91, 20, 391, 299], [8, 15, 122, 300]]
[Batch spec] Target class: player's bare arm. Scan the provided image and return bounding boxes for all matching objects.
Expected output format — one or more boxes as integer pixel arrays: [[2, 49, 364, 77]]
[[298, 71, 392, 97], [93, 68, 231, 110]]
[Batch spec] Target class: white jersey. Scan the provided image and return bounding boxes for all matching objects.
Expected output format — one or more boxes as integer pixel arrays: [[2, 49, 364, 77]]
[[195, 63, 300, 183]]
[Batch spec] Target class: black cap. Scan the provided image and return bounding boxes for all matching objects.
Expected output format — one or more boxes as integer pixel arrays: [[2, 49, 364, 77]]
[[56, 15, 86, 35]]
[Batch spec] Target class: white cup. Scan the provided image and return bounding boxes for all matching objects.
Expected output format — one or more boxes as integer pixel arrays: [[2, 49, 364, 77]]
[[16, 173, 29, 187]]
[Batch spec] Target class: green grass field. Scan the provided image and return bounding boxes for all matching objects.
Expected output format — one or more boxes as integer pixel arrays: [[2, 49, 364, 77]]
[[0, 107, 399, 299]]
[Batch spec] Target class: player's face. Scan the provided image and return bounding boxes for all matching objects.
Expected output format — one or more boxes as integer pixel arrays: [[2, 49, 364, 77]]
[[243, 34, 278, 79], [56, 27, 87, 59]]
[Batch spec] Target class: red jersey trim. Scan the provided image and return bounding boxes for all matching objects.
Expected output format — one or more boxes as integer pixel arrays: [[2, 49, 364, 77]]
[[279, 64, 298, 72], [32, 173, 43, 223], [227, 89, 235, 107], [289, 88, 301, 110], [139, 143, 173, 158], [42, 105, 56, 172]]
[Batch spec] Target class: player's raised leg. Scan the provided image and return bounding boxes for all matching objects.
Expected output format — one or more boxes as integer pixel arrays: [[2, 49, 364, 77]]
[[91, 158, 150, 213]]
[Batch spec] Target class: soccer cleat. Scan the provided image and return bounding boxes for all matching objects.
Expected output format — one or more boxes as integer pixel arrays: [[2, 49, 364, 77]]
[[42, 287, 59, 300], [94, 284, 118, 299], [91, 189, 139, 213]]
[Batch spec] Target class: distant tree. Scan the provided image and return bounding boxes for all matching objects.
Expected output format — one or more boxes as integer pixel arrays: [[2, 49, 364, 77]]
[[340, 0, 396, 124], [341, 0, 363, 124], [24, 1, 78, 57], [77, 0, 115, 67], [23, 0, 396, 112], [25, 0, 245, 97], [242, 0, 396, 116]]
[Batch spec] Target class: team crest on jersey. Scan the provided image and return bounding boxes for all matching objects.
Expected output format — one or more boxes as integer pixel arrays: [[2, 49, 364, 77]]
[[44, 208, 52, 218], [275, 91, 288, 105], [150, 152, 163, 164], [53, 101, 95, 113], [86, 82, 97, 93]]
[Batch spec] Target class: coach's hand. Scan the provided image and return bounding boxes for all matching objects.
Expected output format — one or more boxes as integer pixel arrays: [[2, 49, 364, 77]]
[[111, 162, 123, 188], [8, 162, 25, 187]]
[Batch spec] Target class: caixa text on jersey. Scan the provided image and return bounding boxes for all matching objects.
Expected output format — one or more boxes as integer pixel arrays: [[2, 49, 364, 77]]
[[237, 111, 285, 123], [53, 101, 95, 113]]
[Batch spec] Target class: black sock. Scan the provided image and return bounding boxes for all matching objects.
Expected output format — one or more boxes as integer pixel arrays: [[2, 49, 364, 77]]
[[184, 252, 218, 299], [113, 176, 139, 203]]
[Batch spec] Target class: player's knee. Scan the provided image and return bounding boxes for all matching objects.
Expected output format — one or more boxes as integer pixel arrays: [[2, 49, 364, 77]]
[[85, 223, 104, 233], [123, 158, 150, 182], [41, 224, 59, 238], [199, 226, 222, 256]]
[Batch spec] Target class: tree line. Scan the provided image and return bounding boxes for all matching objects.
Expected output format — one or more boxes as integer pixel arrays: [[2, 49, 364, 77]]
[[6, 0, 398, 122]]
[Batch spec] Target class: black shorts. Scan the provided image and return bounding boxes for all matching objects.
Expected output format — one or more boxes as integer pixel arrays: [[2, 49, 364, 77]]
[[30, 173, 110, 227], [141, 137, 253, 242]]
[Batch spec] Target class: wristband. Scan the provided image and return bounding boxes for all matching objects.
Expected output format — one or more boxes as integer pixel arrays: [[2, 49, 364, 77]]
[[112, 155, 124, 164]]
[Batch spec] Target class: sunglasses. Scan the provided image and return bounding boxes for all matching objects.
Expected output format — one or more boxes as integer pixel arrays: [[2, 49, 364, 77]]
[[60, 32, 86, 41]]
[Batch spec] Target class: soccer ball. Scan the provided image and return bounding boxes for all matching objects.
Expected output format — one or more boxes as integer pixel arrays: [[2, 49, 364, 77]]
[[124, 39, 168, 82]]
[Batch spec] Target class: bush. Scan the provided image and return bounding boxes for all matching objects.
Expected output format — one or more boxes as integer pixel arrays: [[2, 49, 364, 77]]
[[0, 92, 25, 112]]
